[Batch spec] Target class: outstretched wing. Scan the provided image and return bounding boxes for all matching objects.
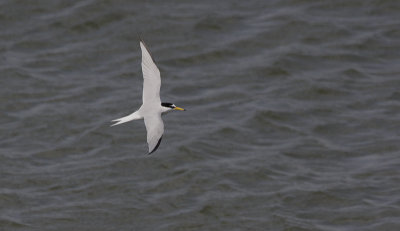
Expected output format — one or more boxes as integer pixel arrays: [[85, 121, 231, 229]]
[[144, 114, 164, 154], [140, 40, 161, 106]]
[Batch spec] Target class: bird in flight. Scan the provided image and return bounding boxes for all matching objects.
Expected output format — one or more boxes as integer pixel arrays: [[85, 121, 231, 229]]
[[111, 39, 185, 154]]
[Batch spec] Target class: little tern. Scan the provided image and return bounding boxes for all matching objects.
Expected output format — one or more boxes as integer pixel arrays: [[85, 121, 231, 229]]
[[111, 40, 185, 154]]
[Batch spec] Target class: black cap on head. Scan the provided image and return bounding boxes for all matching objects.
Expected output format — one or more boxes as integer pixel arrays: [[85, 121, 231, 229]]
[[161, 102, 174, 108]]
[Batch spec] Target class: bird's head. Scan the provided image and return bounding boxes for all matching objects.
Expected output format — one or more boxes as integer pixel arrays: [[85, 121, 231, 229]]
[[161, 102, 185, 113]]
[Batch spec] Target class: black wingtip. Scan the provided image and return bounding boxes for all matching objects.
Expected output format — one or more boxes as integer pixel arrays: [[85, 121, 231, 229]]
[[148, 136, 163, 155], [138, 34, 145, 44], [137, 35, 156, 63], [137, 32, 147, 48], [137, 33, 148, 49], [136, 31, 143, 42]]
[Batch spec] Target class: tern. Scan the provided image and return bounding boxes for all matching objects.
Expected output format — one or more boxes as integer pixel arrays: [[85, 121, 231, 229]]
[[111, 40, 185, 154]]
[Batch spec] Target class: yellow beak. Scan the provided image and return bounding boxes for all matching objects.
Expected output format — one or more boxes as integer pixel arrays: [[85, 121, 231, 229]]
[[174, 106, 185, 111]]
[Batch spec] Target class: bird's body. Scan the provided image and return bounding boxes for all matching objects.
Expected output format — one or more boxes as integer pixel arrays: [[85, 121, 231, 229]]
[[111, 40, 185, 154]]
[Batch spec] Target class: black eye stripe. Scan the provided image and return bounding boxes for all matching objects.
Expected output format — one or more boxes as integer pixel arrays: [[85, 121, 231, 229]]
[[161, 102, 174, 108]]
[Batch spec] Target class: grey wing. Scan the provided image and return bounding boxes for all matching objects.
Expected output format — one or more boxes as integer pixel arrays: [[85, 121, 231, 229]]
[[144, 114, 164, 154], [140, 40, 161, 106]]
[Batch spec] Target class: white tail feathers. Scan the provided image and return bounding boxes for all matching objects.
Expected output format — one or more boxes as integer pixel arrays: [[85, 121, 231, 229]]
[[111, 111, 143, 127]]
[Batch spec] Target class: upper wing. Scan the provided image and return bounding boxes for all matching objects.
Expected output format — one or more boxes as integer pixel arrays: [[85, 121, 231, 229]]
[[144, 114, 164, 154], [140, 40, 161, 106]]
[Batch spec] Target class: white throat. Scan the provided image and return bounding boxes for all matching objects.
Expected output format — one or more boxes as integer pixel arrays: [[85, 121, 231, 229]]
[[161, 106, 173, 114]]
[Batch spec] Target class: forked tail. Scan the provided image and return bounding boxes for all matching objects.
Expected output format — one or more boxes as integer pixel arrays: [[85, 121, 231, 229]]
[[111, 111, 142, 127]]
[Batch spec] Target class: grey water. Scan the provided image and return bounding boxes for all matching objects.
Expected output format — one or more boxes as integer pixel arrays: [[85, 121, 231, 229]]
[[1, 0, 400, 230]]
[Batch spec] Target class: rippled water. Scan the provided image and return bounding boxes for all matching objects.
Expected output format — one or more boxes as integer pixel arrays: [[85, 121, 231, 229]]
[[1, 0, 400, 230]]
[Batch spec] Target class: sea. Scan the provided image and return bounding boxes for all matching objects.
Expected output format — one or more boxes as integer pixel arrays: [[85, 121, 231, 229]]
[[1, 0, 400, 230]]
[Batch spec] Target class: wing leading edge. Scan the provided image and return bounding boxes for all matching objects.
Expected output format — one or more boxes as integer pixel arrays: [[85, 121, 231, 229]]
[[140, 40, 161, 106]]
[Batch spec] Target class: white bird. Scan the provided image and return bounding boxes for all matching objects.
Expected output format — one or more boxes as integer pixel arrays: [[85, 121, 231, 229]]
[[111, 39, 185, 154]]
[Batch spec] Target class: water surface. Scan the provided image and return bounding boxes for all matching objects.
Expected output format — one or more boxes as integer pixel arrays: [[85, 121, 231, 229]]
[[1, 0, 400, 230]]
